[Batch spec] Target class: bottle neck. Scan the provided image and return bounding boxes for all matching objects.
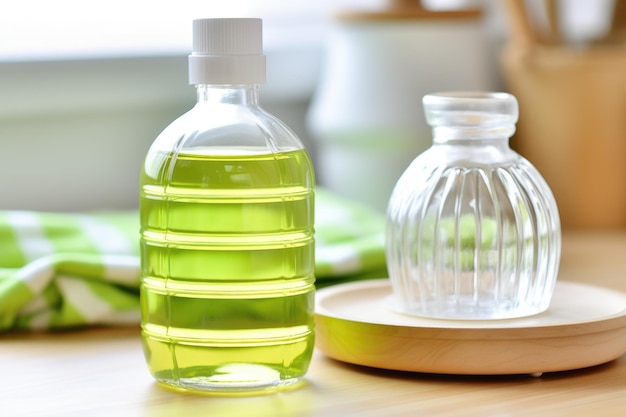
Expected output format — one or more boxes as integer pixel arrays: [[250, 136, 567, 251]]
[[432, 125, 515, 145], [195, 84, 260, 106]]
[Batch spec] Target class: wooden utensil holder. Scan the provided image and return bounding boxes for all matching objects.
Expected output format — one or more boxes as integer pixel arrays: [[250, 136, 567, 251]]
[[501, 1, 626, 229]]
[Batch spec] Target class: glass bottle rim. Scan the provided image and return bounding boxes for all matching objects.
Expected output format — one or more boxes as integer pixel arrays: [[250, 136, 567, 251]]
[[423, 91, 518, 115], [423, 91, 519, 129]]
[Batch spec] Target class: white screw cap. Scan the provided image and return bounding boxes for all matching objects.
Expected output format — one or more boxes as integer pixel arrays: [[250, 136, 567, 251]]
[[188, 18, 266, 85]]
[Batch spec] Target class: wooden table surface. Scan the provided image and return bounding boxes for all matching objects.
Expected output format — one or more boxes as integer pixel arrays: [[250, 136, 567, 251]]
[[2, 231, 626, 417]]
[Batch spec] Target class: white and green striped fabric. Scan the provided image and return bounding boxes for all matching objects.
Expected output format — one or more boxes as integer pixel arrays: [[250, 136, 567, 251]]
[[0, 188, 386, 332]]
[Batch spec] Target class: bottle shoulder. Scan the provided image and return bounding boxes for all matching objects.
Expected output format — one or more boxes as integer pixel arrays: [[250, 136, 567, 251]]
[[392, 144, 548, 198], [149, 104, 305, 155], [141, 104, 315, 187]]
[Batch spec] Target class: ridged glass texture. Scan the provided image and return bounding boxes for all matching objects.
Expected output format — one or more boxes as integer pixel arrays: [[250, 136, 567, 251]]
[[386, 92, 561, 319]]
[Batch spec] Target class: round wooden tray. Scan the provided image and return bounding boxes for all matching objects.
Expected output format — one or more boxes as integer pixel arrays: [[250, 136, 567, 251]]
[[315, 279, 626, 375]]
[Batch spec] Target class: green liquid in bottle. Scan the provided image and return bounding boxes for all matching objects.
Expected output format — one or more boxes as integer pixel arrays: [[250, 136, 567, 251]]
[[139, 147, 316, 393]]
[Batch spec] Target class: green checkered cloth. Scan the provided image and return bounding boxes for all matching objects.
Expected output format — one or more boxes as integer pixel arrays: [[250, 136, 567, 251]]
[[0, 188, 386, 332]]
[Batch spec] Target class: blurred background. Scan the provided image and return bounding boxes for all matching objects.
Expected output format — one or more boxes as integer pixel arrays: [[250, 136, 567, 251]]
[[0, 0, 623, 228]]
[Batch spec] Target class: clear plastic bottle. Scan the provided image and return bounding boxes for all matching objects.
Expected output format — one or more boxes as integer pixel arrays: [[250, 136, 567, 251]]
[[386, 92, 561, 320], [139, 18, 316, 393]]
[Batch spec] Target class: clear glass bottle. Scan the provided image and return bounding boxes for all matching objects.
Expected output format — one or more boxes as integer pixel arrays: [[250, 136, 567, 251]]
[[386, 92, 561, 320], [139, 18, 316, 393]]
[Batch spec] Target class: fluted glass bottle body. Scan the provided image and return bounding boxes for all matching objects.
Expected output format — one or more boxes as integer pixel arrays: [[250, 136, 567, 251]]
[[386, 92, 560, 320], [139, 85, 316, 392]]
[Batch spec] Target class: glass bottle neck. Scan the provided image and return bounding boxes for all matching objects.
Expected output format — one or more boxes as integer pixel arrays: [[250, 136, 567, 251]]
[[432, 125, 516, 145], [195, 84, 260, 106]]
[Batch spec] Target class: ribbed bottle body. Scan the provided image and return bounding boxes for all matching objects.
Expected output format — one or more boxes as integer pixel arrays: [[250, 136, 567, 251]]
[[139, 102, 316, 392], [387, 153, 560, 319]]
